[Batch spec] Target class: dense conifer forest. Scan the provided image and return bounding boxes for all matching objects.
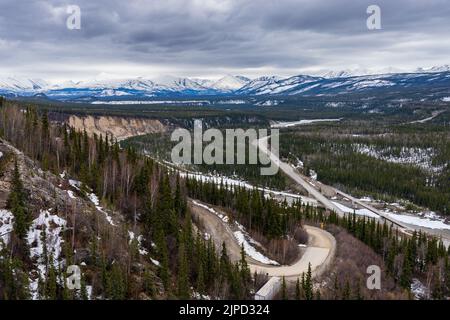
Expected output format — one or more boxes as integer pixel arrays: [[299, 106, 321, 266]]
[[1, 99, 449, 300]]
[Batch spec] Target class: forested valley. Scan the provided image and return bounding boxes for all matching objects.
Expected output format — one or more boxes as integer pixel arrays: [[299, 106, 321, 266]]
[[1, 99, 450, 300]]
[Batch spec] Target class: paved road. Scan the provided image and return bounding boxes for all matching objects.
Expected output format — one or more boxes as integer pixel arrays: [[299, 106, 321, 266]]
[[257, 136, 450, 245], [256, 137, 345, 215], [249, 225, 335, 280], [190, 200, 336, 281], [334, 189, 411, 230]]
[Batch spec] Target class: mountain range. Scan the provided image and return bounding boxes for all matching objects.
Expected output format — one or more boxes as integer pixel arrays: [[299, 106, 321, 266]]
[[1, 66, 450, 102]]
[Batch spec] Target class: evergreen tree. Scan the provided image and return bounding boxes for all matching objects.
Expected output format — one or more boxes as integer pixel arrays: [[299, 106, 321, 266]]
[[281, 276, 287, 300], [342, 280, 351, 300], [295, 277, 301, 300], [80, 275, 88, 300], [196, 262, 205, 296], [45, 256, 58, 300], [177, 240, 190, 299], [7, 160, 30, 241], [304, 263, 313, 300], [143, 270, 155, 298]]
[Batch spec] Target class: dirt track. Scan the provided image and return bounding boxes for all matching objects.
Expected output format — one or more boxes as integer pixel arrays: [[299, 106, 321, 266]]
[[189, 200, 336, 281]]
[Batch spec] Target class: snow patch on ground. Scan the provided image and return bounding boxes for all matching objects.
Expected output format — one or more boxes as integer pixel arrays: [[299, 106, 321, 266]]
[[67, 190, 76, 199], [128, 231, 148, 255], [233, 230, 279, 265], [331, 201, 379, 219], [271, 118, 342, 128], [179, 170, 314, 206], [0, 209, 14, 248], [192, 200, 229, 223], [333, 200, 450, 230], [69, 179, 82, 190], [353, 144, 443, 172], [26, 209, 67, 298], [383, 209, 450, 230], [192, 200, 279, 265], [150, 258, 160, 267], [192, 291, 211, 300], [91, 100, 210, 105], [87, 193, 116, 226], [411, 278, 428, 299], [27, 210, 67, 265]]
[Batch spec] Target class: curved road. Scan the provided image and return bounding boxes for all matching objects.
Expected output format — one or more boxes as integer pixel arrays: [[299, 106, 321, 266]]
[[189, 200, 336, 281], [250, 225, 335, 280]]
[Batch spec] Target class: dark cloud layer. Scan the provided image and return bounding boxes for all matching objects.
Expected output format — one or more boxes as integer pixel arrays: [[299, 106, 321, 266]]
[[0, 0, 449, 81]]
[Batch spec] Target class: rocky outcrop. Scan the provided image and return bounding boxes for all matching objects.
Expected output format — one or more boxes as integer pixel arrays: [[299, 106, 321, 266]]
[[67, 115, 167, 141]]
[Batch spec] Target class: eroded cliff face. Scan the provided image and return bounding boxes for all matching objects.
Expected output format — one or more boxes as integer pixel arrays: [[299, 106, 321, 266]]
[[67, 115, 167, 140]]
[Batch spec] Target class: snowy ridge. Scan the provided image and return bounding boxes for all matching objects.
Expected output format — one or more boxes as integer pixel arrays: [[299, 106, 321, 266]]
[[5, 66, 450, 100], [0, 209, 14, 248]]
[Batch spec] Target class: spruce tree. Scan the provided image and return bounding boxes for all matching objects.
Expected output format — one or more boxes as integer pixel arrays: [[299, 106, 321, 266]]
[[143, 270, 155, 298], [7, 160, 30, 241], [281, 276, 287, 300], [304, 263, 313, 300], [196, 262, 205, 296], [295, 277, 301, 300], [342, 280, 351, 300], [177, 240, 190, 299]]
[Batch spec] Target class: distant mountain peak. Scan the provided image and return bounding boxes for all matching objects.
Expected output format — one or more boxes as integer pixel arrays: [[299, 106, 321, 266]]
[[416, 65, 450, 73], [0, 76, 49, 92], [210, 75, 251, 91], [1, 68, 450, 100]]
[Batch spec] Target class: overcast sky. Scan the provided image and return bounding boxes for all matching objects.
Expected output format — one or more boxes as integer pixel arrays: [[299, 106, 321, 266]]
[[0, 0, 449, 82]]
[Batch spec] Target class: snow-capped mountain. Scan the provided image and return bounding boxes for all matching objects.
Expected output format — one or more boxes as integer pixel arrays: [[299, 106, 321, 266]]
[[237, 70, 450, 96], [0, 77, 49, 96], [210, 75, 251, 91], [416, 65, 450, 73], [2, 66, 450, 101], [320, 70, 356, 78]]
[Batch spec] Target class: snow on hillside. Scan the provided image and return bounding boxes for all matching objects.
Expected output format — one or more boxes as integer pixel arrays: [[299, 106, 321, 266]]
[[26, 209, 67, 300], [382, 210, 450, 230], [91, 100, 211, 105], [331, 201, 379, 219], [411, 279, 428, 299], [3, 68, 450, 98], [178, 169, 314, 206], [233, 229, 279, 265], [0, 77, 48, 92], [26, 209, 67, 299], [128, 231, 148, 256], [351, 79, 395, 89], [333, 200, 450, 230], [255, 100, 283, 106], [0, 209, 14, 248], [151, 75, 209, 91], [416, 65, 450, 73], [271, 118, 342, 128], [192, 200, 229, 223], [27, 210, 67, 268], [191, 200, 279, 265], [87, 193, 116, 226], [210, 75, 250, 91], [353, 144, 442, 172]]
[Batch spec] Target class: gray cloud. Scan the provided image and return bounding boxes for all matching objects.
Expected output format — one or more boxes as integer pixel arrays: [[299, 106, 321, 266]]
[[0, 0, 449, 81]]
